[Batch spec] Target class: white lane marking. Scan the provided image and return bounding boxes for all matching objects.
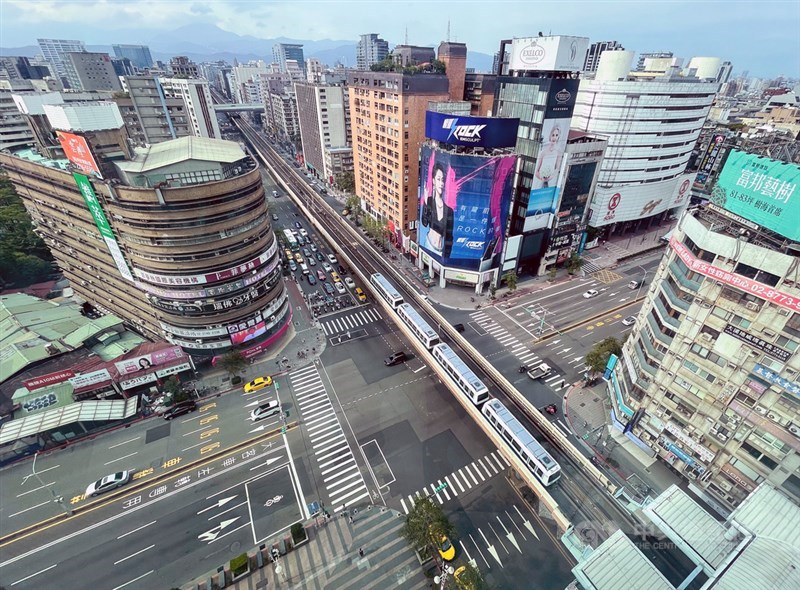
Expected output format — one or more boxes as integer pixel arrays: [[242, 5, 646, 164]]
[[16, 482, 56, 497], [401, 497, 409, 514], [332, 485, 369, 505], [35, 465, 60, 474], [104, 451, 138, 466], [458, 468, 473, 489], [472, 462, 486, 482], [478, 458, 493, 478], [464, 464, 480, 486], [518, 352, 538, 362], [445, 476, 458, 496], [544, 374, 562, 383], [490, 452, 505, 471], [109, 437, 140, 449], [326, 470, 362, 490], [451, 471, 465, 493], [8, 499, 51, 518], [344, 491, 370, 507], [116, 520, 157, 539], [113, 544, 155, 565], [484, 456, 499, 475], [322, 460, 356, 479], [10, 563, 58, 587]]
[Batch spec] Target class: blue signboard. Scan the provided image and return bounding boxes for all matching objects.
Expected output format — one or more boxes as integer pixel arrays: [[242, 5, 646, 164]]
[[418, 146, 516, 269], [425, 111, 519, 149]]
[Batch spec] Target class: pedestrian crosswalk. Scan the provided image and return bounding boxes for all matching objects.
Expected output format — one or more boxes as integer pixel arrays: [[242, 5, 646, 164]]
[[469, 311, 572, 392], [321, 307, 383, 336], [399, 450, 511, 514], [289, 365, 370, 511], [581, 260, 604, 274]]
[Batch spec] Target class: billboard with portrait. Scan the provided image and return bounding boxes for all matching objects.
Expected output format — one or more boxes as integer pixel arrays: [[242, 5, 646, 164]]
[[114, 346, 184, 375], [509, 36, 589, 73], [425, 111, 519, 149], [418, 147, 516, 270], [713, 150, 800, 241], [229, 320, 267, 345]]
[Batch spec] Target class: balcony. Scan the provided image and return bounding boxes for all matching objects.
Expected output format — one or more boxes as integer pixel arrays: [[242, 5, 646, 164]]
[[646, 313, 674, 346], [634, 341, 658, 376], [661, 280, 691, 313], [668, 260, 703, 292], [640, 333, 665, 362], [654, 297, 682, 330]]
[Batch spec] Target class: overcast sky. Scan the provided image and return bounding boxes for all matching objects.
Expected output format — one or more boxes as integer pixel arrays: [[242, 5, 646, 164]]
[[1, 0, 798, 79]]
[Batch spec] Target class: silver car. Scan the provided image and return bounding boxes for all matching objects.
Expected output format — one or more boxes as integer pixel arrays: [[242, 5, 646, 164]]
[[85, 471, 131, 497]]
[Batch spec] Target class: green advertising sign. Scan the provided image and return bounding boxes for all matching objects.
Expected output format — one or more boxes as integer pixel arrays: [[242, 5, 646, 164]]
[[713, 150, 800, 241]]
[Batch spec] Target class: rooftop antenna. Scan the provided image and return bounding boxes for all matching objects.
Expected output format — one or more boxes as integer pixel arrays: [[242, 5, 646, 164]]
[[447, 20, 451, 42], [405, 27, 409, 45]]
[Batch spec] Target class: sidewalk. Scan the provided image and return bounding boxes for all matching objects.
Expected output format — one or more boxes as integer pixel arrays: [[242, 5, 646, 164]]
[[564, 381, 681, 498], [186, 506, 429, 590]]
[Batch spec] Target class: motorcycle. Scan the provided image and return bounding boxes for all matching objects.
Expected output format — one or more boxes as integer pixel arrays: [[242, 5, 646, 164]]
[[518, 365, 528, 374]]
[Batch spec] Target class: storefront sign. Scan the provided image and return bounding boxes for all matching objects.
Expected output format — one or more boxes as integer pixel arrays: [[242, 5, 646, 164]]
[[664, 422, 715, 462], [724, 324, 791, 362], [119, 373, 158, 390], [752, 364, 800, 398], [671, 237, 800, 313], [720, 463, 756, 492], [23, 370, 74, 391], [69, 369, 112, 390], [156, 363, 192, 378]]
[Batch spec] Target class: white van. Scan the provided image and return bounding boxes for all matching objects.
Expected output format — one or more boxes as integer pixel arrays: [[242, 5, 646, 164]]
[[300, 263, 309, 275]]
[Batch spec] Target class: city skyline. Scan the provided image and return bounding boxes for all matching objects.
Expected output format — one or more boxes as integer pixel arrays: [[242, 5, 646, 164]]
[[1, 0, 798, 79]]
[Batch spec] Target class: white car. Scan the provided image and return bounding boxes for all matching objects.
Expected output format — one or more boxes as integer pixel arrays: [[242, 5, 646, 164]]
[[322, 262, 333, 272], [299, 229, 308, 237], [250, 400, 280, 422], [310, 243, 318, 252], [344, 277, 356, 289], [327, 254, 338, 264], [582, 289, 599, 299], [622, 316, 637, 326], [334, 281, 346, 294], [85, 471, 131, 497]]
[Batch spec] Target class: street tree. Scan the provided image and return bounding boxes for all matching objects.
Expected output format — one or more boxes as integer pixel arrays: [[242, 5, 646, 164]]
[[503, 272, 518, 292], [445, 563, 492, 590], [401, 496, 455, 560], [336, 171, 356, 194], [585, 337, 623, 374], [566, 254, 584, 275], [218, 350, 247, 384]]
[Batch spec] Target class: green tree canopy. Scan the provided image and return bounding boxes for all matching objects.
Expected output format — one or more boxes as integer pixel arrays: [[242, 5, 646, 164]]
[[336, 171, 356, 194], [503, 272, 518, 292], [401, 496, 455, 557], [218, 350, 247, 379], [585, 337, 623, 374], [566, 254, 584, 275]]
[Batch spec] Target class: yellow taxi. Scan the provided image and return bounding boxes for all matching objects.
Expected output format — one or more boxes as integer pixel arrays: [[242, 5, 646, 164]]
[[243, 376, 273, 393], [284, 248, 293, 260], [453, 565, 474, 588], [355, 287, 367, 303], [294, 252, 304, 264], [437, 535, 456, 561], [330, 270, 340, 283]]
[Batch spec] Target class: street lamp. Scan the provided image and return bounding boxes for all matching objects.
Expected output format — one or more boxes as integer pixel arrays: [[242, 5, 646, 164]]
[[23, 452, 71, 516], [434, 564, 455, 589], [635, 266, 649, 300]]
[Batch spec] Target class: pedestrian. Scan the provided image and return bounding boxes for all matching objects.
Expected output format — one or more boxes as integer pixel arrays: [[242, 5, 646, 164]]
[[349, 515, 354, 524], [358, 547, 364, 558]]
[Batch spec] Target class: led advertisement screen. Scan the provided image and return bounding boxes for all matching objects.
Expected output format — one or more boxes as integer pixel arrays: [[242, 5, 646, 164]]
[[418, 147, 516, 270], [713, 150, 800, 241], [425, 111, 519, 149]]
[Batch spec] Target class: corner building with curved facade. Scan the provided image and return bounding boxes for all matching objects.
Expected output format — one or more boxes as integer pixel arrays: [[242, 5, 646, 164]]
[[0, 136, 289, 360]]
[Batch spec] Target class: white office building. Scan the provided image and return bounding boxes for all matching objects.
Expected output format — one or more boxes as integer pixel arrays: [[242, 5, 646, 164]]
[[37, 38, 86, 87], [357, 33, 389, 70], [294, 82, 350, 181], [159, 77, 221, 140], [572, 50, 719, 233]]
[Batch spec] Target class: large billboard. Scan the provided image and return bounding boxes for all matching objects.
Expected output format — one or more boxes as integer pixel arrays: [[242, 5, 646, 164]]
[[509, 36, 589, 73], [713, 150, 800, 241], [418, 147, 516, 269], [425, 111, 520, 149], [114, 346, 185, 375], [57, 131, 102, 178], [588, 173, 695, 227], [694, 134, 726, 185]]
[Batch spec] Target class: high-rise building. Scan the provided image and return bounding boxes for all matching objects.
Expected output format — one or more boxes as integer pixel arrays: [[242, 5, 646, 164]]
[[717, 60, 734, 85], [65, 52, 122, 92], [268, 90, 300, 143], [0, 88, 35, 152], [572, 50, 719, 234], [493, 35, 589, 275], [37, 38, 86, 87], [609, 150, 800, 510], [294, 82, 350, 181], [305, 58, 323, 83], [437, 42, 467, 102], [231, 61, 271, 103], [463, 73, 496, 116], [347, 70, 449, 236], [273, 44, 305, 76], [116, 75, 220, 146], [0, 135, 288, 358], [583, 40, 624, 73], [112, 44, 153, 71], [111, 57, 136, 78], [169, 56, 200, 78], [0, 56, 51, 81], [356, 33, 389, 70]]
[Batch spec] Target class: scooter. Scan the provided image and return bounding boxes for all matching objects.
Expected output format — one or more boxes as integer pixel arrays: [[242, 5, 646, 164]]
[[518, 365, 528, 374]]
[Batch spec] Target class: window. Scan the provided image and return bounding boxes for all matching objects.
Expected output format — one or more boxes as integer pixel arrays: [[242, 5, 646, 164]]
[[730, 314, 751, 329], [776, 335, 799, 351], [711, 306, 731, 321], [683, 359, 716, 383]]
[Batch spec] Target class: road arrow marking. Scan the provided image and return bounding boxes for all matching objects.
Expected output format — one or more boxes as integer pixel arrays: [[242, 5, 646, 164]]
[[478, 528, 502, 568], [198, 517, 240, 543], [197, 496, 237, 515], [497, 516, 521, 553], [547, 339, 561, 347], [573, 356, 583, 362], [514, 505, 538, 541], [561, 347, 572, 354], [249, 455, 284, 471], [245, 398, 272, 407]]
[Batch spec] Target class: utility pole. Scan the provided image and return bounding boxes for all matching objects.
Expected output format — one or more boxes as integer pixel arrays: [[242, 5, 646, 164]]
[[24, 452, 72, 516]]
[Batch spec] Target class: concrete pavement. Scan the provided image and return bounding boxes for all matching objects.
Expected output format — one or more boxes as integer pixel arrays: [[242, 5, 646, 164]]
[[184, 505, 429, 590]]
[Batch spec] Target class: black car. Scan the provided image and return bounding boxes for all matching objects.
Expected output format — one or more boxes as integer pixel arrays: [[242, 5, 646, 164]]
[[294, 221, 303, 229], [315, 252, 325, 261], [337, 264, 347, 275], [384, 351, 407, 366], [163, 400, 197, 420]]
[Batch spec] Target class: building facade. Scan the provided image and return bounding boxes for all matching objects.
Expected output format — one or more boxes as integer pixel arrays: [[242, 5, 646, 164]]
[[37, 38, 86, 87], [0, 88, 35, 152], [169, 56, 200, 78], [464, 73, 496, 116], [0, 136, 289, 360], [347, 70, 449, 236], [438, 42, 467, 102], [112, 45, 153, 71], [357, 34, 389, 70], [391, 45, 436, 67], [573, 50, 719, 234], [268, 90, 300, 142], [65, 52, 122, 92], [294, 82, 350, 181], [273, 44, 305, 76], [583, 40, 624, 73]]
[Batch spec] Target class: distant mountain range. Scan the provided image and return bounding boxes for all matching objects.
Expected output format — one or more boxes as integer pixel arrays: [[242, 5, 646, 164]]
[[0, 24, 494, 72]]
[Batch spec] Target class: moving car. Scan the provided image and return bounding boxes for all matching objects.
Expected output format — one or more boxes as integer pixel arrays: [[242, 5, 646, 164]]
[[310, 243, 318, 252], [330, 271, 340, 283], [85, 471, 131, 497], [334, 281, 346, 294], [315, 252, 325, 261], [322, 262, 333, 272], [437, 535, 456, 561], [288, 260, 297, 271], [526, 363, 552, 380], [162, 400, 197, 420], [323, 282, 335, 295], [294, 221, 303, 229], [272, 190, 279, 197], [384, 351, 406, 366], [302, 247, 311, 257], [307, 274, 317, 285], [543, 404, 558, 415], [582, 289, 599, 299], [628, 280, 644, 289], [317, 269, 326, 280], [337, 264, 347, 275], [344, 277, 356, 289], [622, 315, 637, 326], [243, 376, 273, 393], [272, 213, 279, 221], [250, 400, 280, 422], [299, 229, 309, 237], [355, 287, 367, 303], [327, 253, 338, 264], [307, 257, 316, 266]]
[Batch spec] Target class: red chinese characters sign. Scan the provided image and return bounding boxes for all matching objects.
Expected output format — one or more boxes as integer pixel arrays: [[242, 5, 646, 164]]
[[670, 237, 800, 313], [57, 131, 102, 178]]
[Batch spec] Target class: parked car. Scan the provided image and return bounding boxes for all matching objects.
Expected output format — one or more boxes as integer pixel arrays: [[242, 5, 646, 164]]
[[163, 400, 197, 420], [307, 274, 317, 285], [582, 289, 599, 299], [323, 282, 335, 295], [244, 376, 273, 393], [85, 471, 131, 497], [344, 277, 356, 289], [437, 535, 456, 561], [315, 252, 325, 261], [250, 400, 280, 422], [334, 281, 346, 294]]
